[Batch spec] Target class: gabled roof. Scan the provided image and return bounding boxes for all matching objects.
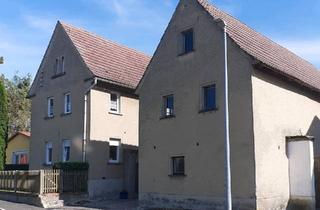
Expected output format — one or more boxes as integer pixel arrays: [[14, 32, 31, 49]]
[[60, 21, 151, 89], [196, 0, 320, 93], [8, 131, 31, 143]]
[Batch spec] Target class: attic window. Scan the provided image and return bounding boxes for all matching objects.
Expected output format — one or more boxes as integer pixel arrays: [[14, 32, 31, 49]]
[[180, 29, 194, 55], [53, 56, 65, 77]]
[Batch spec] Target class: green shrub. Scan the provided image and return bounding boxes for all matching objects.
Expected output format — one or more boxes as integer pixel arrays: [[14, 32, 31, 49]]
[[53, 162, 89, 171], [0, 80, 8, 171]]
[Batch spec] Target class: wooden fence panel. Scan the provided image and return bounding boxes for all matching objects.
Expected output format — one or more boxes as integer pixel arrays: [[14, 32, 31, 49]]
[[0, 169, 87, 194], [0, 170, 40, 193], [61, 170, 88, 193], [41, 169, 60, 194]]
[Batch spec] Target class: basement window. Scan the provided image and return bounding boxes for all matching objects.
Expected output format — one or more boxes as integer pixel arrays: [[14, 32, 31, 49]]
[[171, 156, 185, 176]]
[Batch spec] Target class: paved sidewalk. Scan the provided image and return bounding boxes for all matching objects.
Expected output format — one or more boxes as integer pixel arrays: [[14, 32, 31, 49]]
[[64, 199, 138, 210], [0, 199, 138, 210]]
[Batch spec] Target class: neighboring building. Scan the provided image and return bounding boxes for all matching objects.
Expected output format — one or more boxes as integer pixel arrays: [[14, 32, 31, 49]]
[[28, 21, 150, 198], [6, 131, 30, 165], [137, 0, 320, 210]]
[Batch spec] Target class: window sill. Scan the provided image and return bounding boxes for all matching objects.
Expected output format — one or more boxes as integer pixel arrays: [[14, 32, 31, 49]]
[[44, 116, 54, 120], [108, 161, 122, 165], [168, 174, 187, 177], [42, 163, 52, 167], [160, 115, 176, 120], [61, 112, 72, 117], [51, 72, 66, 79], [199, 108, 218, 114], [108, 111, 123, 116], [178, 50, 195, 57]]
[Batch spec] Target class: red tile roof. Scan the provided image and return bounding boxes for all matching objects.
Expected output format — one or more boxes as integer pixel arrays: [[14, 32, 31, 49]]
[[8, 131, 31, 142], [197, 0, 320, 93], [60, 22, 151, 89]]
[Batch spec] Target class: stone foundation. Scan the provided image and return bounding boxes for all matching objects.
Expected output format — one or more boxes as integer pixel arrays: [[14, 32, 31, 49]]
[[287, 197, 315, 210], [139, 193, 256, 210]]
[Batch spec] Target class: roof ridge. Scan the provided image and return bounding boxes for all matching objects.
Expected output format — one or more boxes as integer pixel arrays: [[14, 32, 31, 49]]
[[197, 0, 319, 71], [59, 21, 151, 59]]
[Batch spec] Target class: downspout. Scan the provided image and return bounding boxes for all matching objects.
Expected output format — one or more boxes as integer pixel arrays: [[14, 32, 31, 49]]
[[220, 19, 232, 210], [82, 77, 97, 162]]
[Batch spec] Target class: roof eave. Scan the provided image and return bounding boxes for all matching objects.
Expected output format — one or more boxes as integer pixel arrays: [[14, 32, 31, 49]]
[[253, 62, 320, 96]]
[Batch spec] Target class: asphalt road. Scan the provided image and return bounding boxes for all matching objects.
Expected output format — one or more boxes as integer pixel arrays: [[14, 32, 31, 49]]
[[0, 199, 138, 210], [0, 200, 44, 210]]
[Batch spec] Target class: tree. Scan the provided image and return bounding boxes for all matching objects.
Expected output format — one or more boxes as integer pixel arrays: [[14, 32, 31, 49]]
[[1, 73, 32, 137], [0, 79, 8, 170]]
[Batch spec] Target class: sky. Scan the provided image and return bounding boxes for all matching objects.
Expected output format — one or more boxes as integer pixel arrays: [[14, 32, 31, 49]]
[[0, 0, 319, 79]]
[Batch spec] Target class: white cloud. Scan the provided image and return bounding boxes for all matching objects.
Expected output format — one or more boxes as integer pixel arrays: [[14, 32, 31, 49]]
[[22, 14, 55, 32], [89, 0, 169, 31], [277, 39, 320, 68]]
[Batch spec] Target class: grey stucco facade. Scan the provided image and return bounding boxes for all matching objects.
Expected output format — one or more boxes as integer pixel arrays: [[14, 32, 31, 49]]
[[137, 0, 320, 209]]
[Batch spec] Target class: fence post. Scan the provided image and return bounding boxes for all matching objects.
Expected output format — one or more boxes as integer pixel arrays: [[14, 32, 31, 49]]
[[39, 170, 44, 194], [59, 169, 63, 194], [14, 170, 18, 193]]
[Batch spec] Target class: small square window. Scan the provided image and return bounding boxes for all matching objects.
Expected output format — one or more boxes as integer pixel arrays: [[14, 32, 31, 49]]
[[47, 97, 54, 117], [109, 139, 120, 163], [110, 93, 120, 113], [202, 85, 216, 111], [163, 95, 174, 117], [172, 156, 185, 176], [64, 93, 71, 114], [182, 29, 194, 54]]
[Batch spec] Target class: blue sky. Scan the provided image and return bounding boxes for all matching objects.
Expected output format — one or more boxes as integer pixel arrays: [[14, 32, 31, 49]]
[[0, 0, 319, 79]]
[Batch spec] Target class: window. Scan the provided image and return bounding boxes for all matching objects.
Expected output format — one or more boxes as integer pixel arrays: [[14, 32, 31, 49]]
[[54, 56, 65, 75], [110, 93, 120, 113], [45, 142, 53, 165], [54, 58, 59, 75], [64, 93, 71, 114], [163, 95, 174, 117], [61, 56, 65, 73], [62, 140, 71, 162], [12, 151, 28, 164], [172, 156, 185, 176], [181, 29, 194, 54], [202, 84, 216, 111], [109, 139, 120, 163], [47, 97, 54, 117]]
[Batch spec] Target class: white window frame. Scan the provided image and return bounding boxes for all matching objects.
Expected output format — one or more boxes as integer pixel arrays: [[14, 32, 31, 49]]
[[12, 150, 28, 164], [64, 93, 71, 114], [45, 142, 53, 165], [163, 94, 174, 117], [109, 139, 120, 163], [109, 92, 120, 114], [62, 140, 71, 162], [47, 97, 54, 117]]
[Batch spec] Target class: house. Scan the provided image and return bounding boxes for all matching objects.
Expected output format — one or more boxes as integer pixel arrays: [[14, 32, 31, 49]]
[[6, 131, 30, 165], [136, 0, 320, 209], [28, 21, 150, 198]]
